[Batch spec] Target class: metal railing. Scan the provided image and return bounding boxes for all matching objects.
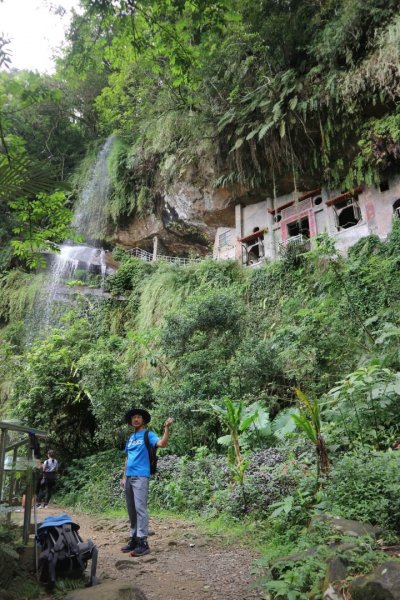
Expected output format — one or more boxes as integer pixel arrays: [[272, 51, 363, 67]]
[[286, 234, 307, 246], [279, 234, 311, 255], [126, 247, 211, 265], [127, 247, 153, 262]]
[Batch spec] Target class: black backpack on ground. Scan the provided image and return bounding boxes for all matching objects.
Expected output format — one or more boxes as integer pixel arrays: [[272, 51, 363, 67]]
[[36, 514, 98, 588], [144, 430, 158, 475]]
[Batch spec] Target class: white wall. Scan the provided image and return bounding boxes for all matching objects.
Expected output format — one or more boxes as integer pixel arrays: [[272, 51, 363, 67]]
[[213, 177, 400, 264], [213, 227, 236, 260]]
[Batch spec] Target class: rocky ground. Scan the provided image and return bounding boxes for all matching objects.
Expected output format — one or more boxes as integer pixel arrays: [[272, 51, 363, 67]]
[[29, 505, 266, 600]]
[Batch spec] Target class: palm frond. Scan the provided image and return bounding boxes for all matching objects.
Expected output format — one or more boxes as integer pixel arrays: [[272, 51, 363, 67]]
[[0, 154, 56, 201]]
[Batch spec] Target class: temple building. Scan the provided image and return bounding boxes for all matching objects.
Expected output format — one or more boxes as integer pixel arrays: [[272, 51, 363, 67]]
[[213, 176, 400, 266]]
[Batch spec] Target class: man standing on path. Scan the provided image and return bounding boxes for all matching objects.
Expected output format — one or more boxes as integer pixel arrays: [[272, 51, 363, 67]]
[[121, 408, 174, 557]]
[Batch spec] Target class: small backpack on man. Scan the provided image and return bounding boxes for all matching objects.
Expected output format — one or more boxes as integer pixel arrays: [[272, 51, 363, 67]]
[[144, 430, 158, 475], [36, 514, 98, 588]]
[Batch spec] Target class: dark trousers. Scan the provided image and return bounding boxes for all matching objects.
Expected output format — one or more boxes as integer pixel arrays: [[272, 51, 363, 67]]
[[37, 478, 56, 504]]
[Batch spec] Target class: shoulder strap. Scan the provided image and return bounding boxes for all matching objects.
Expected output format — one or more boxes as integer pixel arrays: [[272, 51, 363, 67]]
[[63, 524, 80, 555], [144, 430, 153, 459], [47, 525, 64, 584], [144, 430, 157, 474], [144, 430, 150, 450], [144, 430, 152, 462], [62, 524, 85, 571]]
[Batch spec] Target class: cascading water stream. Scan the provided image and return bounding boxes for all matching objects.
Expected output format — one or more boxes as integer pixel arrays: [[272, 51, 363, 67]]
[[72, 135, 115, 240], [100, 249, 107, 289], [34, 135, 117, 332]]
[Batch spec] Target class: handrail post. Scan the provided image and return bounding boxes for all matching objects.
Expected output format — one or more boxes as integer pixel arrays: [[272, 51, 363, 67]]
[[6, 445, 18, 524], [22, 447, 34, 544], [0, 427, 7, 502], [152, 236, 158, 261]]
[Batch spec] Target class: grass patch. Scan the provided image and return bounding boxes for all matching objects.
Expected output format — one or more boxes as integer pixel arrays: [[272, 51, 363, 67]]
[[7, 575, 41, 600]]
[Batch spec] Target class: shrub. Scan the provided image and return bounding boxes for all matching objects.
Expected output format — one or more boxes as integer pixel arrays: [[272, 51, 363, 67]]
[[323, 450, 400, 531], [149, 448, 293, 517], [104, 258, 155, 296], [57, 450, 125, 512], [148, 452, 229, 513], [57, 446, 292, 518]]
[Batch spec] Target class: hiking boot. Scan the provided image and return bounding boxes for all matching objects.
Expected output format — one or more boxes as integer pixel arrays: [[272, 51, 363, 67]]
[[121, 536, 137, 553], [130, 538, 150, 557]]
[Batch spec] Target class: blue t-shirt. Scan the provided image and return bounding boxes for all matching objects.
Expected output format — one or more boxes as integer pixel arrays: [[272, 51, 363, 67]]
[[125, 429, 159, 477]]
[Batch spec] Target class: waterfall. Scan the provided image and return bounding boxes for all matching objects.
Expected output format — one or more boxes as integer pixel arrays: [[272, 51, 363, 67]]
[[31, 136, 117, 333], [73, 135, 115, 240], [100, 249, 107, 289]]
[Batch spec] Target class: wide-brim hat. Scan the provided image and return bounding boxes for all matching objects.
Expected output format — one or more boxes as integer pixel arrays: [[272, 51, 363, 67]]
[[125, 408, 151, 425]]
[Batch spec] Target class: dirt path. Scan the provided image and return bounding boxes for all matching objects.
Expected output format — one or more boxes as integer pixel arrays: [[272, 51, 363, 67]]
[[37, 505, 265, 600]]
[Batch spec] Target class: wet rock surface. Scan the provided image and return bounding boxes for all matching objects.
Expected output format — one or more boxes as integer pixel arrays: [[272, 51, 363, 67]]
[[350, 560, 400, 600], [40, 507, 264, 600], [311, 514, 383, 539]]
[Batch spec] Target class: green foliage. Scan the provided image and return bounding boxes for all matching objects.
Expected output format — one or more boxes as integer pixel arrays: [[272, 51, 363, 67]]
[[325, 363, 400, 449], [157, 287, 245, 446], [13, 320, 97, 459], [56, 0, 400, 197], [10, 191, 76, 268], [135, 265, 201, 332], [348, 109, 400, 184], [0, 152, 70, 269], [0, 70, 86, 179], [57, 449, 125, 512], [0, 270, 45, 324], [0, 519, 41, 597], [0, 69, 87, 269], [1, 4, 400, 594], [322, 450, 400, 532], [263, 548, 330, 600], [260, 529, 388, 600], [0, 153, 56, 205], [1, 234, 400, 600], [292, 389, 329, 479], [78, 339, 155, 446], [0, 522, 19, 590], [105, 257, 155, 297], [212, 397, 265, 485], [312, 0, 399, 68], [106, 137, 137, 222], [149, 450, 229, 514], [57, 445, 294, 519]]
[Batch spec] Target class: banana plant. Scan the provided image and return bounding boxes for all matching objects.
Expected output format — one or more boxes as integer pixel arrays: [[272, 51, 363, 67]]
[[211, 396, 263, 471], [291, 388, 330, 479], [211, 396, 264, 510]]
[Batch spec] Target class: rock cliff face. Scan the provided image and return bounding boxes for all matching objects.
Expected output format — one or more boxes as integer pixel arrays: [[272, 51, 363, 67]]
[[112, 158, 259, 256], [110, 148, 308, 257], [113, 183, 235, 255]]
